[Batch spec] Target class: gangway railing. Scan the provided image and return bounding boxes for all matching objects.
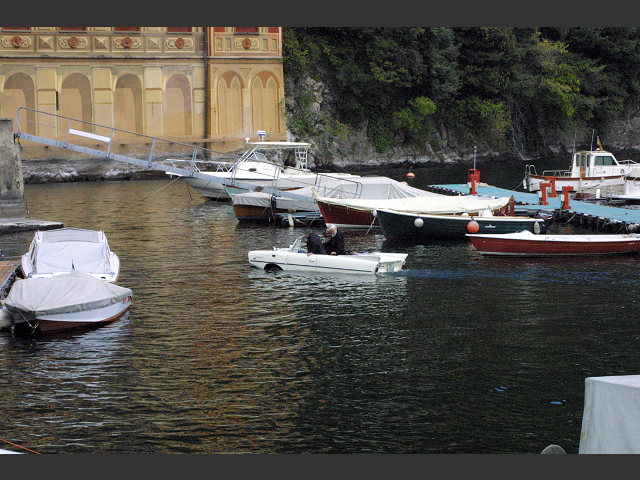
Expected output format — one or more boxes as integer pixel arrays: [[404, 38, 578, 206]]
[[14, 107, 314, 203]]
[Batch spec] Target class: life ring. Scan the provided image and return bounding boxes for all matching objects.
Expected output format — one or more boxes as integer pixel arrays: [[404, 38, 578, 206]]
[[122, 37, 133, 48], [68, 36, 79, 49], [175, 37, 185, 49], [11, 36, 23, 48], [242, 38, 252, 49]]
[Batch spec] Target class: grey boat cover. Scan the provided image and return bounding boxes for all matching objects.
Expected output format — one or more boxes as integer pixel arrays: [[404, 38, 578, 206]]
[[28, 227, 113, 275], [5, 272, 132, 317], [231, 176, 442, 211]]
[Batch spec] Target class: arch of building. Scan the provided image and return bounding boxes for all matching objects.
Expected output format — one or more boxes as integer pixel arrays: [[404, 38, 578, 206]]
[[1, 72, 36, 134]]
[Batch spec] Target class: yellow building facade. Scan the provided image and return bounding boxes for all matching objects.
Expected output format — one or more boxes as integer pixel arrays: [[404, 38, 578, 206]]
[[0, 26, 287, 156]]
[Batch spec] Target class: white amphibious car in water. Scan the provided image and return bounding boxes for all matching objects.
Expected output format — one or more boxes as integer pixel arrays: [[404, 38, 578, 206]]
[[248, 236, 408, 275]]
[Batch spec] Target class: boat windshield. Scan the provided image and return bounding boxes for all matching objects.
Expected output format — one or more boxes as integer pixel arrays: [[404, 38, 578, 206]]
[[247, 152, 269, 163], [289, 235, 306, 252]]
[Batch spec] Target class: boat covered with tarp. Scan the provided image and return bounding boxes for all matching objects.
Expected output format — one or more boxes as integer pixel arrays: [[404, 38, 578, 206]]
[[21, 227, 120, 282], [314, 189, 514, 228], [5, 272, 132, 334]]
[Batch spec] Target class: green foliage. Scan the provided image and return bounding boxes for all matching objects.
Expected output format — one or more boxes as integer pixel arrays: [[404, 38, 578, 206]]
[[393, 97, 437, 147], [282, 27, 640, 153]]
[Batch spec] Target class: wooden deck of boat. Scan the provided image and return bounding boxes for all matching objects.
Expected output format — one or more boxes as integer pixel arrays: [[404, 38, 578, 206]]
[[429, 183, 640, 231]]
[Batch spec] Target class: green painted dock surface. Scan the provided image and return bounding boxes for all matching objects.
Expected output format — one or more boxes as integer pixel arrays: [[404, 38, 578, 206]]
[[431, 183, 640, 227]]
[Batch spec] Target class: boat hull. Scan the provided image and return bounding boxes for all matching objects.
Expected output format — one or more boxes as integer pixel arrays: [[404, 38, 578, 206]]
[[316, 201, 378, 228], [376, 209, 543, 241], [12, 296, 132, 334], [467, 232, 640, 256]]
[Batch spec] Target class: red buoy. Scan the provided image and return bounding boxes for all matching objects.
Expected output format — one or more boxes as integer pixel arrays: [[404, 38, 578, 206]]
[[406, 172, 415, 178], [467, 220, 480, 233]]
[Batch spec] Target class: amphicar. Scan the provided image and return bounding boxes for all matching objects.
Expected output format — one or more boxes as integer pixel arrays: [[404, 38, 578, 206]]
[[248, 236, 407, 275]]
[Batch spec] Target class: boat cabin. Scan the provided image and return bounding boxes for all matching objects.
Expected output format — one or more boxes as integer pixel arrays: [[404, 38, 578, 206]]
[[569, 150, 633, 178]]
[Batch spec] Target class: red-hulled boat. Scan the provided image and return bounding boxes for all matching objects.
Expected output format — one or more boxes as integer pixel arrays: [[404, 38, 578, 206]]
[[466, 230, 640, 256]]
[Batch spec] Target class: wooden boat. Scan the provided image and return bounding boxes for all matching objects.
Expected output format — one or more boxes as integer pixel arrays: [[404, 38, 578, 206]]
[[375, 208, 544, 241], [4, 272, 132, 335], [21, 227, 120, 282], [523, 142, 639, 194], [248, 235, 407, 275], [314, 189, 515, 229], [466, 230, 640, 256]]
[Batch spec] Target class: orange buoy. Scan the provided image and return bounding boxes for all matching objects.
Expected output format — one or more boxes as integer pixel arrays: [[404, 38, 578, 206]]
[[466, 220, 480, 233], [406, 172, 415, 178]]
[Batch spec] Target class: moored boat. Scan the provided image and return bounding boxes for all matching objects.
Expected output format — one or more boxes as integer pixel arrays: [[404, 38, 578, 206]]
[[466, 230, 640, 256], [248, 235, 407, 275], [21, 227, 120, 282], [5, 272, 132, 335], [182, 141, 359, 200], [376, 208, 544, 241], [314, 189, 514, 229], [523, 141, 639, 194]]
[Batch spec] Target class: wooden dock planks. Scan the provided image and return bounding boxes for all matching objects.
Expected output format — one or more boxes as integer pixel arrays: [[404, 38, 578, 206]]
[[0, 260, 20, 297]]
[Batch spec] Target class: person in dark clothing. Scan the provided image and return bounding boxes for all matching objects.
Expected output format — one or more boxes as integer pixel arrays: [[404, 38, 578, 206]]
[[322, 224, 346, 255], [305, 232, 327, 255]]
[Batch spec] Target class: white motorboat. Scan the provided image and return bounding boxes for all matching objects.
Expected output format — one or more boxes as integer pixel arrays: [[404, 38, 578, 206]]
[[21, 227, 120, 282], [179, 141, 358, 200], [4, 272, 132, 335], [248, 235, 407, 275], [523, 141, 639, 194]]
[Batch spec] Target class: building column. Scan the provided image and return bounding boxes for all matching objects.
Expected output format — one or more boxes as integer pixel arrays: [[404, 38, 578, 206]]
[[144, 67, 163, 137], [34, 67, 57, 139], [92, 68, 114, 135]]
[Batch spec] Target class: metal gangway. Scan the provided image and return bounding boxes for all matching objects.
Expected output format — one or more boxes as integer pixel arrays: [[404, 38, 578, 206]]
[[13, 107, 328, 203]]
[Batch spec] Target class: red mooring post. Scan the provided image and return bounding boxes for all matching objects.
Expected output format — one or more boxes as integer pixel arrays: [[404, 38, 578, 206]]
[[468, 168, 480, 194], [539, 182, 551, 205], [561, 186, 575, 210], [544, 176, 557, 197]]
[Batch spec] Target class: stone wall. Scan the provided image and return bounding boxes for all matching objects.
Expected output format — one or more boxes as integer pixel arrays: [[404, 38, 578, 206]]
[[0, 118, 27, 218]]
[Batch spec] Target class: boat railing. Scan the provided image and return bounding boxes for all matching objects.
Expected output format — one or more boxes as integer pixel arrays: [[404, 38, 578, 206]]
[[314, 174, 364, 198], [14, 107, 233, 175], [541, 169, 570, 177]]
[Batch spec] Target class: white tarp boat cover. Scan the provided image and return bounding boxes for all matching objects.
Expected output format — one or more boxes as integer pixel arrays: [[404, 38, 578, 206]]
[[231, 176, 442, 211], [28, 227, 112, 274], [5, 272, 132, 317], [313, 189, 511, 214], [579, 375, 640, 453]]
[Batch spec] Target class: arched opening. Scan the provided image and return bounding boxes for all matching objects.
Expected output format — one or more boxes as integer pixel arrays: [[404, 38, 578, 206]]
[[59, 73, 92, 134], [217, 72, 243, 137], [114, 74, 143, 135], [1, 73, 35, 134], [251, 72, 281, 137], [164, 74, 192, 136]]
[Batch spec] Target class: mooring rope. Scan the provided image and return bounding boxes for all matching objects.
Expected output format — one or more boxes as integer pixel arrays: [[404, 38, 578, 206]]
[[0, 438, 41, 454]]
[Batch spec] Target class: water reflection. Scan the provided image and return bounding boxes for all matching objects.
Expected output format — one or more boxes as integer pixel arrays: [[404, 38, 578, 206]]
[[1, 178, 640, 453]]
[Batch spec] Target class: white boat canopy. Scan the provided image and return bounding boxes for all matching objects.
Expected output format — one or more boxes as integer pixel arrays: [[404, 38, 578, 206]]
[[28, 228, 113, 275], [5, 272, 132, 318], [231, 175, 442, 211], [313, 189, 512, 214]]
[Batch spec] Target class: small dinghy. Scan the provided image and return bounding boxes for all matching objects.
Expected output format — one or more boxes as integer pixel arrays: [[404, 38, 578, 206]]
[[466, 230, 640, 256], [248, 235, 407, 275], [4, 272, 132, 335]]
